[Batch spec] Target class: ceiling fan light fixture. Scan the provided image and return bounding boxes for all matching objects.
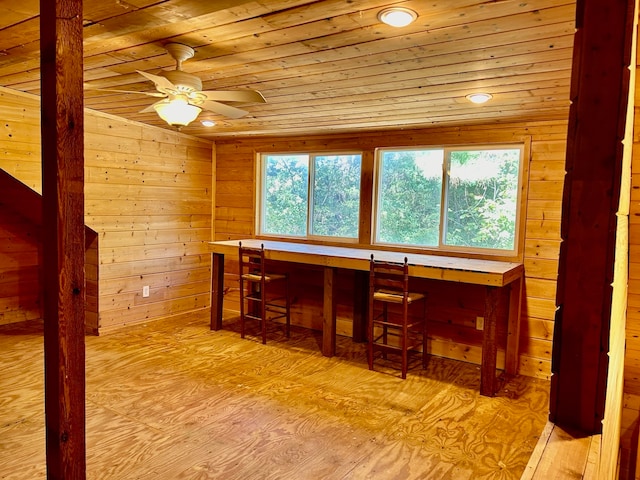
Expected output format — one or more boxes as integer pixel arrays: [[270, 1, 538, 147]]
[[466, 93, 493, 104], [378, 7, 418, 27], [201, 120, 216, 127], [154, 96, 201, 127]]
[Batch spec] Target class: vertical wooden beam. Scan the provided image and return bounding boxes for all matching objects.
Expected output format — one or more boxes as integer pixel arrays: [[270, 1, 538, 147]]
[[210, 253, 224, 330], [505, 276, 523, 376], [352, 270, 368, 343], [550, 0, 634, 432], [481, 286, 499, 397], [40, 0, 86, 478], [358, 150, 374, 244], [322, 267, 336, 356]]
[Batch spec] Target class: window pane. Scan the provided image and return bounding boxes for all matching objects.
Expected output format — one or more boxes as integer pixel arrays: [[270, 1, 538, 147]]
[[311, 154, 361, 238], [377, 150, 443, 246], [263, 154, 308, 236], [444, 149, 520, 250]]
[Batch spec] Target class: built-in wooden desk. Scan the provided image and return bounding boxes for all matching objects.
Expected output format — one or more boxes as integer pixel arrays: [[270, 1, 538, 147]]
[[209, 239, 523, 396]]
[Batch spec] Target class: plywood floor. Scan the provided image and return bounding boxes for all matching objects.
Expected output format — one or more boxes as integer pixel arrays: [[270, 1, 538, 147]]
[[0, 313, 550, 479]]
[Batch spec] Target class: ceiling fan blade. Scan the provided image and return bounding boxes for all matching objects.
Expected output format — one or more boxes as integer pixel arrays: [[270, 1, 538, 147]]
[[136, 70, 176, 91], [139, 100, 164, 114], [83, 84, 166, 98], [202, 100, 248, 119], [201, 89, 266, 104]]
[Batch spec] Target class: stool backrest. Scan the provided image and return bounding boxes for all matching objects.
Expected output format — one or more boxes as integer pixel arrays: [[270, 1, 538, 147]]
[[239, 242, 266, 284], [369, 254, 409, 298]]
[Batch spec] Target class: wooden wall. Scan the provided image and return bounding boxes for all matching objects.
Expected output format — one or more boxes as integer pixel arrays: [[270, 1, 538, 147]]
[[0, 207, 40, 325], [0, 165, 101, 332], [0, 86, 213, 333], [214, 121, 567, 379]]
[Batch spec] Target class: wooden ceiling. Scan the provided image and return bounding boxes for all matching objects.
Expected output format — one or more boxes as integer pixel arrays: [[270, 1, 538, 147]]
[[0, 0, 576, 139]]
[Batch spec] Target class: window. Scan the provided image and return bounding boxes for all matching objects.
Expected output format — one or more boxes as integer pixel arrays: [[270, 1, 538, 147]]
[[375, 145, 523, 253], [259, 152, 362, 240], [376, 149, 443, 246]]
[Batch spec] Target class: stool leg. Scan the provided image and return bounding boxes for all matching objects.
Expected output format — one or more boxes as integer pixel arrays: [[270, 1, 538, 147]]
[[239, 277, 245, 339], [422, 298, 428, 369], [285, 276, 291, 338], [401, 303, 408, 380], [368, 300, 374, 371], [382, 303, 388, 360], [260, 285, 267, 344]]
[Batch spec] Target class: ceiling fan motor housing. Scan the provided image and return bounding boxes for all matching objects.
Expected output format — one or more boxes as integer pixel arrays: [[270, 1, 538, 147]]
[[161, 70, 203, 93]]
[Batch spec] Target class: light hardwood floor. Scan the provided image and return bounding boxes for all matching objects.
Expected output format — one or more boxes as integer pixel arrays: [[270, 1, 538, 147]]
[[1, 312, 550, 479]]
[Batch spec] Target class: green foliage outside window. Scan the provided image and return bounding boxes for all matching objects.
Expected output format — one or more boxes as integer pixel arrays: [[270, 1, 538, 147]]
[[444, 149, 520, 250], [261, 145, 521, 252], [261, 153, 361, 238], [263, 154, 308, 236], [376, 146, 522, 252], [377, 150, 443, 246], [311, 155, 361, 237]]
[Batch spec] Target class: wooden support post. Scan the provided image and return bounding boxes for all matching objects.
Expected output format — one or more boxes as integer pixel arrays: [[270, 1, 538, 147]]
[[481, 286, 499, 397], [551, 0, 634, 432], [40, 0, 86, 478], [322, 267, 337, 356], [352, 270, 368, 343], [210, 253, 224, 330], [505, 276, 522, 376]]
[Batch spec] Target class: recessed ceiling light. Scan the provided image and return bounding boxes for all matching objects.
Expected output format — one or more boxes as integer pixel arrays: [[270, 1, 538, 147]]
[[378, 7, 418, 27], [466, 93, 493, 104], [201, 120, 216, 127]]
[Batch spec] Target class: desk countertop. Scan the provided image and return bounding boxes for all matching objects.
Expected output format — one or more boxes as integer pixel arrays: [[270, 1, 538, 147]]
[[209, 239, 523, 287]]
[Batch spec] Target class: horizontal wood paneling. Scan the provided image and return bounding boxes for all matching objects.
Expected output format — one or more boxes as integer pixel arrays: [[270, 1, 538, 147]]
[[0, 88, 213, 332], [85, 230, 100, 334], [0, 166, 100, 332], [213, 120, 568, 379], [0, 214, 41, 325], [0, 1, 577, 138], [0, 187, 41, 326]]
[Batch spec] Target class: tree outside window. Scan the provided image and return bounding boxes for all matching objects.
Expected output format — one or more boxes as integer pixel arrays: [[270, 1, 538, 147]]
[[263, 154, 308, 236], [376, 149, 443, 246], [260, 145, 522, 253], [444, 148, 521, 250], [375, 145, 522, 253], [260, 153, 362, 240]]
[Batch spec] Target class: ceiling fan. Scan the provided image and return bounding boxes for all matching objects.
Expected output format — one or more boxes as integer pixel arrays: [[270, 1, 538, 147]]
[[85, 43, 266, 128]]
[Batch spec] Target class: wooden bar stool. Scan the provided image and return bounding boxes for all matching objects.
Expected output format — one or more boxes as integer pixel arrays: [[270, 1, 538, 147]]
[[238, 242, 291, 344], [368, 254, 427, 379]]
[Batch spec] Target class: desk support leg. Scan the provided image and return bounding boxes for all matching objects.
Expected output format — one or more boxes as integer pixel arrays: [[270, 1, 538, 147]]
[[481, 286, 499, 396], [505, 276, 523, 376], [322, 267, 337, 356], [352, 270, 368, 343], [210, 253, 224, 331]]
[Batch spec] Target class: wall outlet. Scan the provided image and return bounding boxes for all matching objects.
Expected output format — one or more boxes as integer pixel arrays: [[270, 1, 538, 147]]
[[476, 316, 484, 330], [142, 285, 150, 298]]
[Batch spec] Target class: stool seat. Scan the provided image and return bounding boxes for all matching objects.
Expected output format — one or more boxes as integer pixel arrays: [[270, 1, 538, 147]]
[[373, 289, 424, 304], [242, 272, 287, 283]]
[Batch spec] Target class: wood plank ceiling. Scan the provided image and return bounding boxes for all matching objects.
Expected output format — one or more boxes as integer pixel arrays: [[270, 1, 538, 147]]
[[0, 0, 576, 139]]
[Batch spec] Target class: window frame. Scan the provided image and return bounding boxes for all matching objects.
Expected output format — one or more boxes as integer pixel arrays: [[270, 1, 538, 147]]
[[373, 143, 525, 256], [256, 150, 364, 243]]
